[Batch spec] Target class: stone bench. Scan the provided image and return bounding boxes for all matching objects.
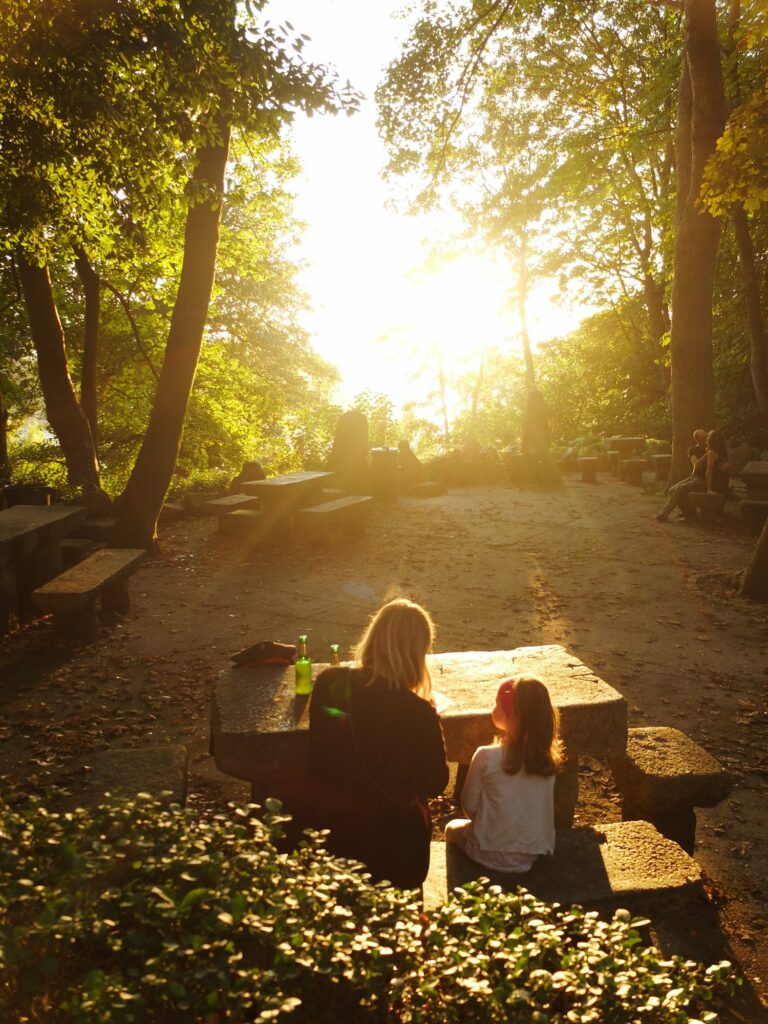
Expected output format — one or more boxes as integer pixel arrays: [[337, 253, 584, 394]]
[[621, 458, 648, 486], [218, 508, 269, 543], [578, 457, 598, 484], [688, 491, 727, 523], [32, 547, 145, 639], [606, 450, 621, 474], [740, 499, 768, 524], [60, 536, 104, 568], [203, 493, 260, 516], [423, 820, 702, 915], [75, 744, 188, 807], [608, 727, 731, 853], [294, 495, 373, 541], [651, 453, 672, 481]]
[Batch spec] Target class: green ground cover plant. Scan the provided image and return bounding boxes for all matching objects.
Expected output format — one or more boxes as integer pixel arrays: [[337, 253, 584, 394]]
[[0, 795, 734, 1023]]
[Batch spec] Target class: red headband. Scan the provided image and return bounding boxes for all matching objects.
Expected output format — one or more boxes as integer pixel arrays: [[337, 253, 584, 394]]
[[496, 678, 516, 721]]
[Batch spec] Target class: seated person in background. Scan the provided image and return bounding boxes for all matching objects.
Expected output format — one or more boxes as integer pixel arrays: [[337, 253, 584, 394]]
[[445, 676, 564, 873], [656, 429, 729, 522], [688, 428, 707, 469], [301, 598, 448, 890]]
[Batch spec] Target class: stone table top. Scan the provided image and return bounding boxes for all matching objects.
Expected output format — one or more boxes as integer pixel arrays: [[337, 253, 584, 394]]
[[211, 645, 628, 784], [242, 471, 332, 499], [603, 437, 646, 456], [0, 504, 87, 566]]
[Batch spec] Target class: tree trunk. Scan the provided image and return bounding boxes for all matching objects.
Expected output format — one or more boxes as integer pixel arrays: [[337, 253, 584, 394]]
[[75, 250, 101, 448], [16, 254, 108, 505], [516, 245, 535, 387], [113, 121, 232, 550], [0, 376, 9, 485], [668, 0, 726, 481], [740, 515, 768, 601]]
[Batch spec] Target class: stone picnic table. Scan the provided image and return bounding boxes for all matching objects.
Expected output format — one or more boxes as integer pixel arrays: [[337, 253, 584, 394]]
[[240, 470, 334, 535], [603, 437, 646, 458], [211, 645, 628, 822], [0, 503, 87, 632]]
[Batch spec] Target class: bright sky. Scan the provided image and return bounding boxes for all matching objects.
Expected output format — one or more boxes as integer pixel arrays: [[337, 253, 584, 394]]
[[264, 0, 584, 407]]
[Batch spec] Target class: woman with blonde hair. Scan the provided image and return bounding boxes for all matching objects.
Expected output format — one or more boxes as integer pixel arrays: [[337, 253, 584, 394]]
[[302, 598, 448, 889]]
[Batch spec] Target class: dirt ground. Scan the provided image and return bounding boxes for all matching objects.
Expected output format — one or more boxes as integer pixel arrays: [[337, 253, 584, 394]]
[[2, 475, 768, 1017]]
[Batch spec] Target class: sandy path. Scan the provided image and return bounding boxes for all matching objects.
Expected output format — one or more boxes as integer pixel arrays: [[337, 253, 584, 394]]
[[1, 476, 767, 1012]]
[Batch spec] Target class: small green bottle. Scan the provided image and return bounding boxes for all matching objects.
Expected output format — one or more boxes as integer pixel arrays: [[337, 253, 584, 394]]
[[295, 635, 312, 695], [330, 643, 340, 667]]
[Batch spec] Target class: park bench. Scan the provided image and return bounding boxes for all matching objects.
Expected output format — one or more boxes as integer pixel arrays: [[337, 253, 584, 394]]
[[75, 744, 188, 808], [740, 498, 768, 524], [688, 491, 728, 523], [423, 819, 702, 916], [607, 726, 731, 853], [621, 457, 648, 486], [32, 547, 145, 639], [651, 453, 672, 480], [606, 450, 621, 474], [578, 456, 598, 484], [60, 536, 104, 568], [294, 495, 373, 542], [203, 493, 260, 516]]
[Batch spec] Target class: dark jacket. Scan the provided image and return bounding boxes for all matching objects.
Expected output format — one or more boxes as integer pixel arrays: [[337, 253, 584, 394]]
[[301, 666, 448, 889]]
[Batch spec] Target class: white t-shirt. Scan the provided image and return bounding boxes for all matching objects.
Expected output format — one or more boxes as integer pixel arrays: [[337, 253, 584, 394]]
[[461, 743, 555, 870]]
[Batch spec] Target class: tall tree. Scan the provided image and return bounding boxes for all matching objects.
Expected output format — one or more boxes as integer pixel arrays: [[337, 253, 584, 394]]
[[667, 0, 727, 479]]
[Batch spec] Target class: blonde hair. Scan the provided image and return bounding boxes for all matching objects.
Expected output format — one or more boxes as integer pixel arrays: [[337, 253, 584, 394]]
[[354, 598, 434, 697], [501, 675, 564, 777]]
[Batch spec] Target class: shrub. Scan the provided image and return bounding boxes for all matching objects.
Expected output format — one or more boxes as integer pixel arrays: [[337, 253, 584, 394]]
[[0, 796, 735, 1023]]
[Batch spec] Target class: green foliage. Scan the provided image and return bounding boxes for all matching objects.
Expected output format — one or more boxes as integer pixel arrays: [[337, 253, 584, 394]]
[[353, 391, 399, 448], [0, 795, 736, 1024]]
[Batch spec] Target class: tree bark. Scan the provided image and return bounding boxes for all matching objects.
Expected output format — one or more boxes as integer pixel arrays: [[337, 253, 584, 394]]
[[75, 250, 101, 448], [740, 515, 768, 600], [668, 0, 726, 481], [16, 255, 108, 504], [0, 376, 9, 485], [516, 244, 535, 387], [113, 121, 232, 550]]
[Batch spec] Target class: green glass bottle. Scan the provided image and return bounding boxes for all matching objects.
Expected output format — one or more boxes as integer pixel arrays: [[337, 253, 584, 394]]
[[330, 643, 340, 667], [295, 634, 312, 696]]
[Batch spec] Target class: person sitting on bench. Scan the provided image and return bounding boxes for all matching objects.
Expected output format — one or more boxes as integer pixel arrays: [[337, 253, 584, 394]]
[[445, 676, 564, 872], [300, 598, 448, 890], [688, 428, 707, 469], [656, 429, 729, 522]]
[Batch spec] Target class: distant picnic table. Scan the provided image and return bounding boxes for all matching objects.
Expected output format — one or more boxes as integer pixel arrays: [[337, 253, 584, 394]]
[[0, 504, 86, 632]]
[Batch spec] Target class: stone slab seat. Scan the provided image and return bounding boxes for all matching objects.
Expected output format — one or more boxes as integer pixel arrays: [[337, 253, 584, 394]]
[[60, 536, 104, 568], [688, 491, 727, 523], [423, 820, 702, 915], [32, 547, 145, 638], [203, 493, 260, 516], [578, 457, 598, 484], [76, 744, 188, 808], [621, 458, 648, 486], [740, 499, 768, 523], [608, 726, 731, 854], [294, 495, 373, 541], [218, 508, 271, 543]]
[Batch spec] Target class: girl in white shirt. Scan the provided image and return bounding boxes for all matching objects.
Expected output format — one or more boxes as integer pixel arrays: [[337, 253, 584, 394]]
[[445, 675, 565, 872]]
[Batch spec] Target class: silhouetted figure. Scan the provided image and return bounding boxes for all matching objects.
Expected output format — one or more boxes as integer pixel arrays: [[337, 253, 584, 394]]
[[398, 439, 423, 489], [327, 410, 370, 492]]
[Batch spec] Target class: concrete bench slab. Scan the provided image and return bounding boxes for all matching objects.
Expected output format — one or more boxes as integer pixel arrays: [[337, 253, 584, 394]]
[[184, 491, 220, 516], [651, 453, 672, 481], [295, 495, 373, 541], [740, 460, 768, 498], [203, 494, 260, 516], [70, 517, 116, 543], [579, 457, 598, 484], [621, 458, 648, 485], [740, 499, 768, 522], [608, 726, 731, 852], [60, 537, 104, 568], [77, 744, 188, 807], [423, 820, 701, 914], [32, 548, 145, 638], [688, 492, 726, 522]]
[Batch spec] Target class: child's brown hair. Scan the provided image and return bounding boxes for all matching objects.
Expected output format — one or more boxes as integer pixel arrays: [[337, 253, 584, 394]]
[[499, 675, 564, 777]]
